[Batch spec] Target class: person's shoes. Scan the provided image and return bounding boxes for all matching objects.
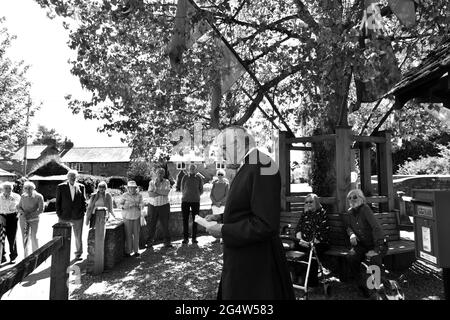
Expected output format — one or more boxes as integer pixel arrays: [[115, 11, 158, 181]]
[[1, 257, 6, 264], [74, 255, 82, 261], [9, 259, 16, 264], [182, 239, 189, 245], [192, 239, 198, 244], [124, 253, 132, 258], [133, 252, 140, 257]]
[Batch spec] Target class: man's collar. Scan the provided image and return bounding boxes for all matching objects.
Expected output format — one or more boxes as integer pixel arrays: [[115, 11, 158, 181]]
[[237, 147, 258, 171]]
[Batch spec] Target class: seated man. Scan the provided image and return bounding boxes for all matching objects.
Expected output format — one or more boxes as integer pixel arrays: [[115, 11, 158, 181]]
[[291, 193, 329, 287], [344, 189, 388, 299]]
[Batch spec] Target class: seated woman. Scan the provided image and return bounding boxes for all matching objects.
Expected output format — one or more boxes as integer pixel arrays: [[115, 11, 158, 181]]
[[292, 193, 329, 287], [85, 181, 115, 228], [345, 189, 388, 298]]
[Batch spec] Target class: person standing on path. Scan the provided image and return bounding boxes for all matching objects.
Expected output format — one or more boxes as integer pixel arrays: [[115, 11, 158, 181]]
[[119, 181, 144, 257], [206, 126, 295, 300], [0, 181, 20, 264], [56, 170, 87, 261], [181, 164, 203, 245], [146, 168, 173, 249], [17, 181, 44, 257]]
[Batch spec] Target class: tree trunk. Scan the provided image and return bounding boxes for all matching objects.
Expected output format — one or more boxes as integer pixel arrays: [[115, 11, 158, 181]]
[[210, 71, 222, 129], [311, 61, 350, 200]]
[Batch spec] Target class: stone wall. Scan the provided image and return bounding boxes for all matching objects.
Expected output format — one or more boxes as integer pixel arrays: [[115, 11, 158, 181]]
[[139, 205, 213, 246], [87, 218, 125, 272], [87, 206, 213, 272]]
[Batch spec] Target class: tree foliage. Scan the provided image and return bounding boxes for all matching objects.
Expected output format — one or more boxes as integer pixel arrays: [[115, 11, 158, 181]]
[[33, 124, 74, 150], [0, 17, 38, 159], [34, 0, 448, 194]]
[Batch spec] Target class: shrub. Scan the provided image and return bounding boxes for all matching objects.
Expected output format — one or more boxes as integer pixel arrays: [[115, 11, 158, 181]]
[[397, 144, 450, 175], [77, 174, 104, 195], [107, 176, 128, 189]]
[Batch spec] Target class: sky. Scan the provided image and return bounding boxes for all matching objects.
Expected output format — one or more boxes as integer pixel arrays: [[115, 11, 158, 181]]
[[1, 0, 127, 147]]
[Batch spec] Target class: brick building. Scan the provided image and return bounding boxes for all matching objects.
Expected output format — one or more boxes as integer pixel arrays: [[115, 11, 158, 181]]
[[60, 147, 133, 177]]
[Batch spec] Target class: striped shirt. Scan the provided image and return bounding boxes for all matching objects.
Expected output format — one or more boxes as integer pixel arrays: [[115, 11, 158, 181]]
[[148, 179, 171, 206], [0, 192, 20, 214]]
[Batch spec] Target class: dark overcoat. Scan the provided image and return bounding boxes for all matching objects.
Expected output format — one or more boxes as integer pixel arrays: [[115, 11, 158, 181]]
[[218, 149, 295, 300]]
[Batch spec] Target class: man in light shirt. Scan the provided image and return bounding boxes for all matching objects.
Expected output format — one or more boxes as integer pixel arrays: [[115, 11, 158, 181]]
[[56, 170, 87, 261], [146, 168, 173, 249], [0, 181, 20, 264]]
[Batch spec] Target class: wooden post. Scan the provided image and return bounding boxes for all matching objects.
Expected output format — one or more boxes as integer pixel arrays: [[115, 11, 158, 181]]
[[375, 130, 395, 212], [359, 142, 373, 196], [278, 131, 290, 211], [444, 268, 450, 300], [49, 222, 71, 300], [93, 208, 106, 275], [335, 127, 352, 213]]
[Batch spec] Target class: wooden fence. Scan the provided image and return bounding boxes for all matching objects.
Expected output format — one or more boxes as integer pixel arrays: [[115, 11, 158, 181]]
[[0, 222, 71, 300]]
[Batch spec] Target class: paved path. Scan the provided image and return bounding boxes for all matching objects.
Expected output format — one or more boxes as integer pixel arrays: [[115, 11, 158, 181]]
[[0, 211, 91, 300]]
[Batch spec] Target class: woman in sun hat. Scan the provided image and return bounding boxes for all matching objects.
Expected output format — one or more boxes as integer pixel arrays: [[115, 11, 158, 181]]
[[119, 180, 143, 257]]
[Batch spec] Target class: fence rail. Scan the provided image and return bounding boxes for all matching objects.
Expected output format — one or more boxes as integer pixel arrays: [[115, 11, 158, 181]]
[[0, 222, 72, 300]]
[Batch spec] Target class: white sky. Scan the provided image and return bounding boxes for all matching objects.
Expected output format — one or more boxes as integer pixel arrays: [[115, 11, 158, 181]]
[[1, 0, 127, 147]]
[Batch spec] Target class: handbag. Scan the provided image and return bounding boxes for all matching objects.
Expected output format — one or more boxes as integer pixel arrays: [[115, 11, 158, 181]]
[[140, 215, 147, 227]]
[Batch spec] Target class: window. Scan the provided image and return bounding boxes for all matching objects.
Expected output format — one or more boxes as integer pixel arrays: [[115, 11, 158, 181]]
[[177, 162, 186, 170], [101, 163, 108, 168], [70, 163, 83, 172], [216, 162, 226, 170]]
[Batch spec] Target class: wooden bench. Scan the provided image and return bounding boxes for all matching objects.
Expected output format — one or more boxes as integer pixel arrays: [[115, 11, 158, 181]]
[[280, 210, 416, 279], [324, 211, 415, 280]]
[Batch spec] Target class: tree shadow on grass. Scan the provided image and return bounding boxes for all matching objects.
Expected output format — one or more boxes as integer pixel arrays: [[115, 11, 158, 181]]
[[70, 237, 223, 300]]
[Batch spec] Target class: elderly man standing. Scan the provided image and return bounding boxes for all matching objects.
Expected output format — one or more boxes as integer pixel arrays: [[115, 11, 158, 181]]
[[181, 164, 203, 245], [0, 181, 20, 264], [146, 168, 173, 249], [206, 126, 295, 300], [56, 170, 87, 261]]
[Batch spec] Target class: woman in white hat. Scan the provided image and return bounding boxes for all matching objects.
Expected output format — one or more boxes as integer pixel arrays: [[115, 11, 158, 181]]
[[119, 181, 143, 257]]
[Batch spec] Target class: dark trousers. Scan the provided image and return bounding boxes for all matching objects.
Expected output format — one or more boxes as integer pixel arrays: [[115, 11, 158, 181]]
[[346, 244, 385, 288], [181, 202, 199, 241], [147, 204, 171, 245], [1, 214, 18, 261]]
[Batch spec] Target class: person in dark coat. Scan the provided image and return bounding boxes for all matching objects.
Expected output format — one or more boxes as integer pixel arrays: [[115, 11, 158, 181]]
[[206, 126, 295, 300], [344, 189, 388, 298], [56, 170, 87, 261]]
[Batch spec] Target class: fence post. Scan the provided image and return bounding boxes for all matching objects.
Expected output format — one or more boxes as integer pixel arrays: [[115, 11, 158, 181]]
[[49, 222, 71, 300], [93, 208, 106, 275]]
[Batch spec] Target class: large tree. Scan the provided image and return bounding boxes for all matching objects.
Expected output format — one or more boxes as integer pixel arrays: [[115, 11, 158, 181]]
[[33, 124, 74, 150], [0, 17, 39, 160], [34, 0, 448, 196]]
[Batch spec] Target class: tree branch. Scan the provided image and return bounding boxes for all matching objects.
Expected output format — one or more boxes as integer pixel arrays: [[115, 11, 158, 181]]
[[293, 0, 320, 31]]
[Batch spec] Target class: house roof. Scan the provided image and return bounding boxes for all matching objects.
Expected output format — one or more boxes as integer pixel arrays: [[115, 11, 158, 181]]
[[60, 147, 133, 163], [11, 145, 54, 161], [28, 158, 70, 177], [0, 168, 15, 177], [390, 37, 450, 101], [28, 175, 68, 181]]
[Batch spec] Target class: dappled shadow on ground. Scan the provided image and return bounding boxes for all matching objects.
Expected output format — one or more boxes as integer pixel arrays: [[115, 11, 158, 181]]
[[70, 238, 444, 300], [70, 236, 223, 300], [305, 260, 445, 300]]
